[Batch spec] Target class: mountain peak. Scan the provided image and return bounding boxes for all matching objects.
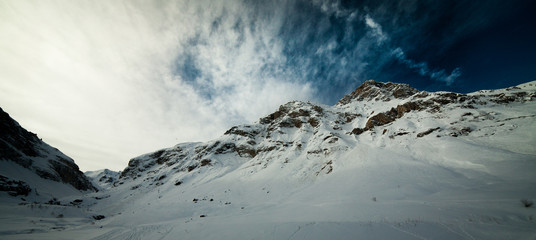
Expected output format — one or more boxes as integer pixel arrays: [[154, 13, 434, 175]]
[[337, 80, 419, 105]]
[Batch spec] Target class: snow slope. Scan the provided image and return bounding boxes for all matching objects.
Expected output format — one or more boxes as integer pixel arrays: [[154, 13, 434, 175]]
[[85, 169, 120, 190], [1, 81, 536, 239]]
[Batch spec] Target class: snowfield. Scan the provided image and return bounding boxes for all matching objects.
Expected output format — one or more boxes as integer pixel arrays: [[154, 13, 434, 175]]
[[1, 81, 535, 239]]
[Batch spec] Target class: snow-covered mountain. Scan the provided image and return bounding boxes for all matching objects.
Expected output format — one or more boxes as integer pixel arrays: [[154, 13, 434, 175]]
[[85, 169, 120, 190], [0, 107, 96, 201], [113, 80, 536, 189], [1, 80, 536, 239]]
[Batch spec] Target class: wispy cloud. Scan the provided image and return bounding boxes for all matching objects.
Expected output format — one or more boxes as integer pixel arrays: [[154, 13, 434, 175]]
[[364, 15, 388, 43], [0, 1, 314, 170], [392, 48, 462, 85], [363, 15, 462, 85]]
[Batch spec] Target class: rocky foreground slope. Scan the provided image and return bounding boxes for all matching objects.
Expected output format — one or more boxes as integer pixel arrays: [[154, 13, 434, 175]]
[[1, 80, 536, 239], [0, 107, 96, 201]]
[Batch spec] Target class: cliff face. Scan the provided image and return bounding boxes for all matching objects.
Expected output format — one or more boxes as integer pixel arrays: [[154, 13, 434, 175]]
[[0, 107, 96, 198]]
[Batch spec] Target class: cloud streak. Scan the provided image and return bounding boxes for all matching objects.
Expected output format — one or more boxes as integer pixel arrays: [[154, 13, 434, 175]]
[[392, 48, 461, 85], [363, 15, 462, 85], [364, 15, 388, 43]]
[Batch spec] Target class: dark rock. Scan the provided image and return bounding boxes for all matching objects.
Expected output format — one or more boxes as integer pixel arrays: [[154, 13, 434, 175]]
[[363, 101, 433, 130], [291, 118, 303, 128], [257, 146, 277, 153], [343, 112, 361, 123], [235, 145, 256, 158], [187, 165, 198, 172], [312, 105, 323, 114], [365, 109, 397, 129], [490, 93, 517, 104], [150, 150, 167, 164], [0, 107, 97, 192], [224, 126, 259, 138], [288, 109, 310, 118], [0, 175, 31, 196], [417, 127, 441, 138], [92, 215, 105, 220], [396, 102, 422, 117], [259, 105, 290, 124], [308, 118, 319, 127], [351, 128, 365, 135], [47, 198, 61, 205], [215, 143, 236, 155], [200, 159, 212, 167], [49, 157, 96, 191]]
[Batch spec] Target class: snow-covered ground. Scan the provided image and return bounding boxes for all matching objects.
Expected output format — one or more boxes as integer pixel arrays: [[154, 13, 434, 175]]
[[1, 81, 535, 239]]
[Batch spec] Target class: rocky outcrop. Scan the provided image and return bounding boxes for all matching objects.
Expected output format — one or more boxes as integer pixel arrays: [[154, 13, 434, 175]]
[[0, 107, 96, 192], [0, 175, 31, 196], [337, 80, 419, 105], [348, 80, 536, 135]]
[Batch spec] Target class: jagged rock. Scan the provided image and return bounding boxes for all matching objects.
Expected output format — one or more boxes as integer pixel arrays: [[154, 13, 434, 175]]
[[0, 107, 96, 193], [0, 175, 31, 196], [224, 126, 260, 138], [396, 102, 422, 117], [337, 80, 419, 105], [365, 108, 398, 129]]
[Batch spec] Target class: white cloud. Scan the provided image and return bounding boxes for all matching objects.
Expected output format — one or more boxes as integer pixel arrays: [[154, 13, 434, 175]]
[[364, 15, 387, 43], [314, 0, 351, 18], [0, 1, 314, 171]]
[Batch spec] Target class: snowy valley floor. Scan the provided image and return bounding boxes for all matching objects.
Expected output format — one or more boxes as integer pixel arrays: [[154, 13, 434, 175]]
[[2, 139, 536, 240]]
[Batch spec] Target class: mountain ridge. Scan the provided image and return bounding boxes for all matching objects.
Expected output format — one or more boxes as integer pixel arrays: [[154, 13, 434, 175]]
[[74, 80, 534, 240], [1, 80, 535, 239], [113, 80, 536, 186]]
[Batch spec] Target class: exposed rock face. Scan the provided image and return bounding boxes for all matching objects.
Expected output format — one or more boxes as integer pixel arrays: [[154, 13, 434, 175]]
[[0, 107, 96, 193], [116, 101, 354, 186], [0, 175, 31, 196], [337, 80, 419, 105], [345, 81, 536, 134]]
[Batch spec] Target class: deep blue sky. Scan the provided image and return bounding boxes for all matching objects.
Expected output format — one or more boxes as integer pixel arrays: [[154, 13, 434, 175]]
[[364, 0, 536, 97], [216, 0, 536, 104]]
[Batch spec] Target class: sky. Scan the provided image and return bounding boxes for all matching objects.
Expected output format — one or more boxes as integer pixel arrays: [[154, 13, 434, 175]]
[[1, 0, 535, 171]]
